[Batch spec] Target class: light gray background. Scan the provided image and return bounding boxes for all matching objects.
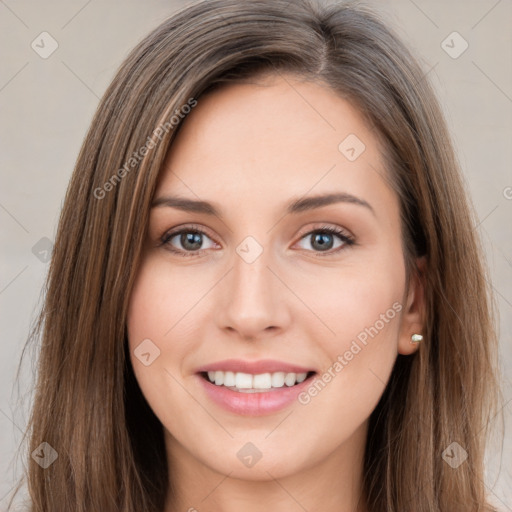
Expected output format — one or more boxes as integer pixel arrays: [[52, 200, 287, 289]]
[[1, 0, 511, 510]]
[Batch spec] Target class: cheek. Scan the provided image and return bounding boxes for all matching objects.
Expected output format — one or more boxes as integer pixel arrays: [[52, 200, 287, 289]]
[[291, 251, 405, 410], [126, 256, 202, 351], [126, 270, 164, 359], [290, 250, 405, 353], [303, 272, 401, 398], [125, 259, 199, 436], [126, 254, 215, 382], [125, 259, 184, 397]]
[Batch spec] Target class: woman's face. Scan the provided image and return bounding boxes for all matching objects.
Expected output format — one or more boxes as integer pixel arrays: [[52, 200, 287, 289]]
[[127, 73, 424, 482]]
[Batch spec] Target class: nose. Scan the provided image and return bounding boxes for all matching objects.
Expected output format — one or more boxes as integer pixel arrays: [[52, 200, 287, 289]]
[[215, 241, 291, 340]]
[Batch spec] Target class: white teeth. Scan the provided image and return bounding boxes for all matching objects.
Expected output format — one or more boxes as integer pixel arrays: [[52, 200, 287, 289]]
[[253, 373, 272, 390], [271, 372, 285, 387], [224, 371, 236, 387], [235, 372, 253, 389], [284, 372, 296, 386], [204, 370, 310, 390], [296, 372, 307, 383]]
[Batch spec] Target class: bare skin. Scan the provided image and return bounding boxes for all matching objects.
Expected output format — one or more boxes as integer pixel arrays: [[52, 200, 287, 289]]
[[126, 73, 425, 512]]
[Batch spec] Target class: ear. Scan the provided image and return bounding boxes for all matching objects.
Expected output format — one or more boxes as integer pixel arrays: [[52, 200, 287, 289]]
[[398, 256, 427, 355]]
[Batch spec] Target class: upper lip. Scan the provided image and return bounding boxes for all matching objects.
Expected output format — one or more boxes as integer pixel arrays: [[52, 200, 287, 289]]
[[195, 359, 316, 375]]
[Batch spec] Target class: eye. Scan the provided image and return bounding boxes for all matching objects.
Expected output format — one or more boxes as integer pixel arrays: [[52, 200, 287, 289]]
[[294, 225, 355, 256], [160, 224, 218, 257], [159, 223, 355, 258]]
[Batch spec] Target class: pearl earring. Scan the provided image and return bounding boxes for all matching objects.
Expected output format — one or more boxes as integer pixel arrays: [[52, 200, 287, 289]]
[[410, 333, 423, 344]]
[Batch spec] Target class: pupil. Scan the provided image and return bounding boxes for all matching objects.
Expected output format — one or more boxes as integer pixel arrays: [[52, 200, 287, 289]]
[[182, 232, 202, 250], [313, 233, 333, 251]]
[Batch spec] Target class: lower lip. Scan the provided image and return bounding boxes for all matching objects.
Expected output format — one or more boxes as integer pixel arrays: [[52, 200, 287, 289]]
[[196, 373, 315, 416]]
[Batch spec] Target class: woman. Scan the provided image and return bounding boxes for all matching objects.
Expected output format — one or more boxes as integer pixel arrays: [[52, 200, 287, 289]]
[[13, 0, 501, 510]]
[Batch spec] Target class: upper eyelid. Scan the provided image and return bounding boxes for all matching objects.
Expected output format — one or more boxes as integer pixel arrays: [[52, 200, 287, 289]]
[[162, 224, 218, 243]]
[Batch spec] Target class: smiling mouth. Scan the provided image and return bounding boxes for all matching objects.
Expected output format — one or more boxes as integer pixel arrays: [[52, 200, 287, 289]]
[[199, 370, 317, 393]]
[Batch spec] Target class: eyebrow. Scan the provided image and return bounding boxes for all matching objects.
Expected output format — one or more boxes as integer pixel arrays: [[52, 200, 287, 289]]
[[151, 192, 375, 217]]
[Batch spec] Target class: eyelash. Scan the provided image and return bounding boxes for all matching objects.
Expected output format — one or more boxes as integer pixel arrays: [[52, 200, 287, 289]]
[[159, 223, 355, 258]]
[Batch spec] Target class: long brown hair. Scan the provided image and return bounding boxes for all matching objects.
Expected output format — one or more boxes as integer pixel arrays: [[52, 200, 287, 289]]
[[10, 0, 501, 510]]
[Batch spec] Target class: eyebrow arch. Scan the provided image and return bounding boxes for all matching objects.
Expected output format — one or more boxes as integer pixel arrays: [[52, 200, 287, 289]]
[[151, 192, 375, 217], [287, 192, 375, 217]]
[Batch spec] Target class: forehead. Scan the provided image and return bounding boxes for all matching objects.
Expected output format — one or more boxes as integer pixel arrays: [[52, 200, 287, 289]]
[[155, 74, 394, 220]]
